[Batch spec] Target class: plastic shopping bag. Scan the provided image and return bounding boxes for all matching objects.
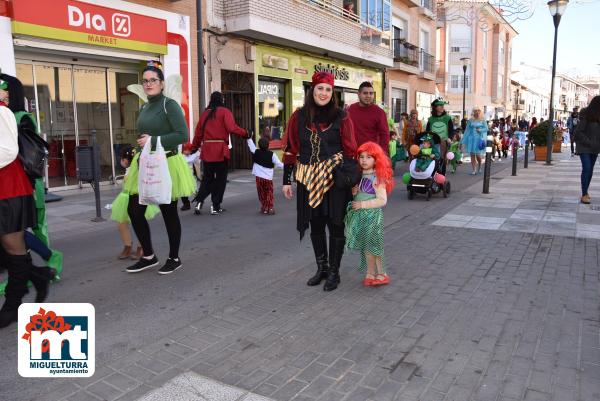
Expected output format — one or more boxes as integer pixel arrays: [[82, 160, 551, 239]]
[[138, 136, 172, 205]]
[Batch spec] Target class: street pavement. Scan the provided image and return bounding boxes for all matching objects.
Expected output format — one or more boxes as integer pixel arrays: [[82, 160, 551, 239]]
[[1, 149, 600, 401]]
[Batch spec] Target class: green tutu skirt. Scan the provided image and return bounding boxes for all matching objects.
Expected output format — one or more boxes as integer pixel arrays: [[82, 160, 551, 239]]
[[123, 152, 196, 200], [110, 191, 160, 223], [344, 203, 385, 272]]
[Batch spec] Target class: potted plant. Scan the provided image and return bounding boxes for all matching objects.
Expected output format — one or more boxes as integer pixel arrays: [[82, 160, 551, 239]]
[[529, 120, 557, 161]]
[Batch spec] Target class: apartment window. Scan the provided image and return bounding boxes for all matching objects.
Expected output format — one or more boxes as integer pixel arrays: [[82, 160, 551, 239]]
[[482, 68, 487, 95], [450, 75, 470, 90], [482, 31, 488, 59], [450, 46, 460, 53], [498, 73, 504, 98], [449, 23, 471, 53], [361, 0, 391, 31], [391, 88, 407, 122]]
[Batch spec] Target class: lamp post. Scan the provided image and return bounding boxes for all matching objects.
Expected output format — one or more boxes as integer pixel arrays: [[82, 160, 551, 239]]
[[546, 0, 569, 165], [460, 57, 470, 124]]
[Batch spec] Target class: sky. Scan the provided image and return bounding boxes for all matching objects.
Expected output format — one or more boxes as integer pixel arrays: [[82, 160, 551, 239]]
[[510, 0, 600, 78]]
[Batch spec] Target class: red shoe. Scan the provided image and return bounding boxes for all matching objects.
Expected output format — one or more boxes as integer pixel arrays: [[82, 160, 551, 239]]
[[363, 276, 375, 286], [372, 275, 390, 286]]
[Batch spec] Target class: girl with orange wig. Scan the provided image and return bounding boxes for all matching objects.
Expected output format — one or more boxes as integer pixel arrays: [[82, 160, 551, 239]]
[[344, 141, 394, 286]]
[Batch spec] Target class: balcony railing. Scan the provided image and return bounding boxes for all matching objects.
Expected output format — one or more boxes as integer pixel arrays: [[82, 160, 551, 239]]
[[305, 0, 360, 23], [393, 39, 435, 73], [420, 50, 435, 74], [393, 38, 420, 68]]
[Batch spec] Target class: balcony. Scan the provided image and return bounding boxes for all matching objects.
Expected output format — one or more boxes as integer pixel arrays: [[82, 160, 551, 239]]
[[418, 0, 435, 19], [420, 50, 435, 80], [393, 39, 420, 74], [392, 39, 435, 78], [213, 0, 393, 67], [397, 0, 421, 7]]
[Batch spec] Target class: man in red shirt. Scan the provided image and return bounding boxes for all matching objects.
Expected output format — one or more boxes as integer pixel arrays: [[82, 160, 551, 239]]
[[347, 81, 390, 154]]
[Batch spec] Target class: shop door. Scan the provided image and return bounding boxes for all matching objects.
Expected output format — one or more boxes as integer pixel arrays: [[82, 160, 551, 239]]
[[221, 70, 254, 170]]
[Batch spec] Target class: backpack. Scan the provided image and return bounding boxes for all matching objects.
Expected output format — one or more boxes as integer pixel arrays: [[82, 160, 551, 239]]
[[14, 111, 49, 179]]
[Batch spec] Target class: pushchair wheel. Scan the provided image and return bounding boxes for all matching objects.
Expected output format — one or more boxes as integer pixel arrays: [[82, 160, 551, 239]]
[[426, 189, 431, 201], [445, 182, 451, 195], [407, 188, 414, 200]]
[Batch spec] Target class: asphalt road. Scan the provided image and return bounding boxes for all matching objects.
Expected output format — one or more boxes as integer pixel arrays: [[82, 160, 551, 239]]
[[0, 158, 516, 400]]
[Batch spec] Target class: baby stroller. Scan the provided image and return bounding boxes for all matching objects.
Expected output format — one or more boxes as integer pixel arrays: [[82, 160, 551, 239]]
[[406, 132, 451, 200]]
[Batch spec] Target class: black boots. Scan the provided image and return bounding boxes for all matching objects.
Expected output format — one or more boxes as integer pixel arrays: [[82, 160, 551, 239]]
[[30, 266, 57, 303], [0, 254, 33, 328], [307, 234, 329, 286], [324, 237, 345, 292]]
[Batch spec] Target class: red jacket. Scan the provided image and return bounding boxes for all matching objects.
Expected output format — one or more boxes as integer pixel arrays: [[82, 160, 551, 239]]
[[192, 107, 247, 162], [347, 103, 390, 154]]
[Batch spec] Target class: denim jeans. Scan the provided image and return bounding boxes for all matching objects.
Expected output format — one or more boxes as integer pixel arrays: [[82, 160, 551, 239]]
[[580, 153, 598, 196]]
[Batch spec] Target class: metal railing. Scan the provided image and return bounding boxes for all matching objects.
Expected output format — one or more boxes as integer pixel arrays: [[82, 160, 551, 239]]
[[304, 0, 360, 23], [393, 38, 420, 67], [421, 0, 434, 11], [420, 50, 435, 74]]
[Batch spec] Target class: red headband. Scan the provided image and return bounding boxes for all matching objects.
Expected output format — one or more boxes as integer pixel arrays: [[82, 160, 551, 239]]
[[311, 71, 334, 88]]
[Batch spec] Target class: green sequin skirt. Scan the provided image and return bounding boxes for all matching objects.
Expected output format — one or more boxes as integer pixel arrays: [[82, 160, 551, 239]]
[[344, 203, 385, 272]]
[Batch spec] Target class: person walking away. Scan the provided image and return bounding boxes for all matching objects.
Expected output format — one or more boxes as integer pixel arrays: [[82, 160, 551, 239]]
[[426, 98, 455, 174], [573, 97, 600, 204], [282, 71, 358, 292], [347, 82, 389, 154], [124, 61, 196, 275], [568, 106, 580, 156], [461, 107, 488, 175], [191, 91, 249, 215], [345, 142, 394, 286], [0, 76, 52, 328], [403, 109, 423, 157], [247, 136, 283, 214], [110, 146, 159, 260]]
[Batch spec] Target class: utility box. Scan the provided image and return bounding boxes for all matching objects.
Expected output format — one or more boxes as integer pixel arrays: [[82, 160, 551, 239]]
[[76, 145, 95, 182]]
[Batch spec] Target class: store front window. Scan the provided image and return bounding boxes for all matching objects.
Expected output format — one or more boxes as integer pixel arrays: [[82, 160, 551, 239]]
[[16, 61, 139, 188], [391, 88, 407, 122], [258, 78, 287, 148]]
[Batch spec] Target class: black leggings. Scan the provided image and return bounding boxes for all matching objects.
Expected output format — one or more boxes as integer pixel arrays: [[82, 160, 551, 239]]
[[310, 216, 344, 239], [128, 195, 181, 259], [195, 161, 228, 208]]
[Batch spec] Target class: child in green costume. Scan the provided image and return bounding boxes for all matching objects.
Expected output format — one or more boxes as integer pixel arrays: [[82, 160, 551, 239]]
[[415, 134, 440, 172], [448, 132, 463, 173]]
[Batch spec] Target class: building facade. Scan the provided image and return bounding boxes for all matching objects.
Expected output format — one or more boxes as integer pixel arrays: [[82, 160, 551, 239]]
[[509, 80, 549, 122], [0, 0, 198, 189], [436, 0, 517, 121], [204, 0, 394, 167], [387, 0, 437, 126]]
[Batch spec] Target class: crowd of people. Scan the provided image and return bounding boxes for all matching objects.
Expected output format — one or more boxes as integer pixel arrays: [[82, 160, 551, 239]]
[[2, 59, 600, 330]]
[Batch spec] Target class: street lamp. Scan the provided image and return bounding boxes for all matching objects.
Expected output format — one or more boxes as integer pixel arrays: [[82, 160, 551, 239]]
[[546, 0, 569, 165], [460, 57, 470, 124]]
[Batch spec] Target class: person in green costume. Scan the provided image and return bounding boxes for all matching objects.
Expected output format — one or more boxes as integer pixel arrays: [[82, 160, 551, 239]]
[[414, 134, 440, 172], [425, 98, 455, 174], [0, 74, 61, 300]]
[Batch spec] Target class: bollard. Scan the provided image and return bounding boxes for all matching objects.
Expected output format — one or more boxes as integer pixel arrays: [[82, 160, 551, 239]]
[[512, 141, 518, 176], [90, 130, 104, 222], [483, 134, 493, 194], [524, 139, 529, 169]]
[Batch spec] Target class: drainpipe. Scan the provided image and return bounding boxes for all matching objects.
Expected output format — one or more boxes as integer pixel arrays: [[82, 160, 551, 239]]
[[197, 0, 206, 110]]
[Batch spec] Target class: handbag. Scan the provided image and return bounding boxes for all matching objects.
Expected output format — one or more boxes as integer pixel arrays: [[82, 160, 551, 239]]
[[17, 123, 48, 179], [333, 157, 362, 189], [138, 137, 172, 205]]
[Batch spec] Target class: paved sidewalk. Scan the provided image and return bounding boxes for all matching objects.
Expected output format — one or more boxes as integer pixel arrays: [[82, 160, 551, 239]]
[[433, 151, 600, 239]]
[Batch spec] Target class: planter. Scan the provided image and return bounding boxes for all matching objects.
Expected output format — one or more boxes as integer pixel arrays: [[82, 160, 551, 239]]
[[534, 145, 548, 161], [552, 140, 562, 153]]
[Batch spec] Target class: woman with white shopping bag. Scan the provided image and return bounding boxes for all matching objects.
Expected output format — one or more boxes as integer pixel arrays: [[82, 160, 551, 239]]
[[124, 61, 195, 275]]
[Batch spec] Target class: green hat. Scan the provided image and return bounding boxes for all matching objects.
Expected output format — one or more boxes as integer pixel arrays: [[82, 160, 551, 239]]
[[0, 79, 7, 90], [421, 134, 433, 143], [431, 98, 447, 107]]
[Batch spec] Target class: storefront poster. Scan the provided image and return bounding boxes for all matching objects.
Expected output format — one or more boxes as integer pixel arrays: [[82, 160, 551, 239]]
[[11, 0, 168, 54]]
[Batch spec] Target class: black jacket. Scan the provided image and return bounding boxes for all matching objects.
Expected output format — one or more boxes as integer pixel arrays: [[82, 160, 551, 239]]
[[574, 117, 600, 154]]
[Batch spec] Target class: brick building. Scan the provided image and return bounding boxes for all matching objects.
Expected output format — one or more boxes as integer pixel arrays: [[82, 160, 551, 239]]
[[0, 0, 198, 189], [436, 0, 517, 120], [204, 0, 394, 168], [387, 0, 437, 126]]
